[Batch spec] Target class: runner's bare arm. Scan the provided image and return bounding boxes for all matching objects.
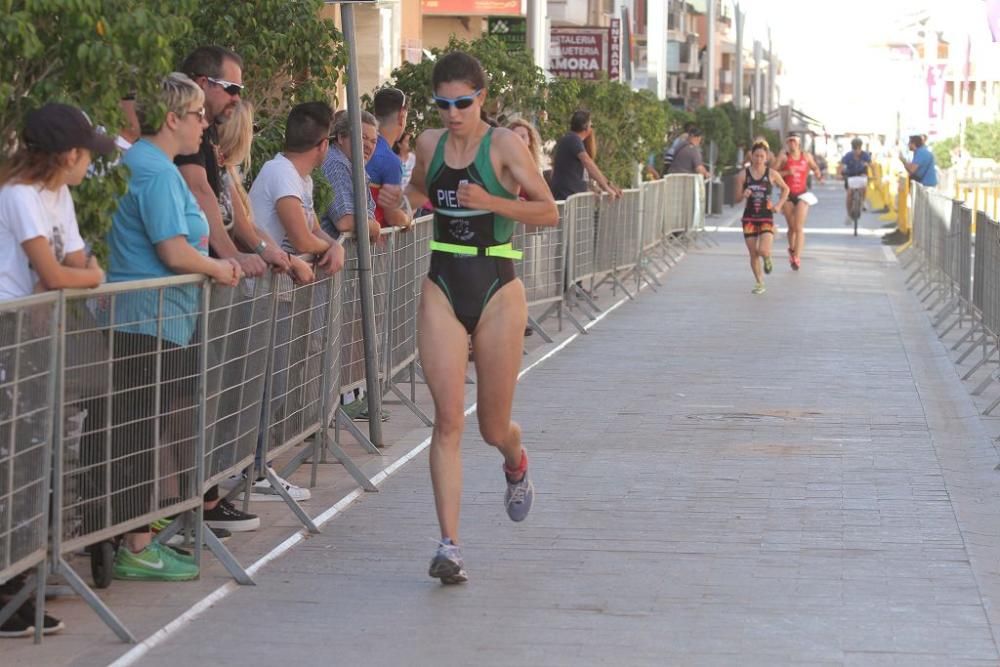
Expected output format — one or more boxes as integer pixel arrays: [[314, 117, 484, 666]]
[[770, 170, 791, 210], [735, 169, 748, 201], [402, 129, 440, 212], [807, 154, 823, 181]]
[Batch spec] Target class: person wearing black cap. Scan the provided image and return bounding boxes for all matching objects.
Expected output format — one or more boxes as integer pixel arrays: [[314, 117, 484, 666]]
[[0, 102, 111, 302], [0, 101, 115, 637]]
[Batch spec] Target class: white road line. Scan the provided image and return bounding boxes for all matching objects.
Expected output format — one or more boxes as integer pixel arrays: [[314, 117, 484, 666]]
[[109, 277, 640, 667]]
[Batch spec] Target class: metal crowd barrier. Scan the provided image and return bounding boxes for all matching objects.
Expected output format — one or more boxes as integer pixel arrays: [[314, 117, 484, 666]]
[[0, 293, 57, 643], [902, 181, 1000, 414], [0, 175, 709, 645]]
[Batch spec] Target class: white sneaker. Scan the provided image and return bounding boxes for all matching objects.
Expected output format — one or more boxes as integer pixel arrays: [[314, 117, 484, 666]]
[[236, 468, 311, 502]]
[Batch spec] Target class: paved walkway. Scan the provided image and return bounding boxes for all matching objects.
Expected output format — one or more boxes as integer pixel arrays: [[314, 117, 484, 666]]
[[16, 184, 1000, 665]]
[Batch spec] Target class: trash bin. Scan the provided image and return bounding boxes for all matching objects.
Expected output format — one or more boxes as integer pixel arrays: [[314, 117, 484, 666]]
[[707, 178, 724, 215]]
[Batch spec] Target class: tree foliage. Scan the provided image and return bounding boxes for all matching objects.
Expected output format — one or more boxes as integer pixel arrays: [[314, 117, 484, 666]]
[[933, 118, 1000, 171], [384, 35, 545, 136], [0, 0, 346, 251], [1, 0, 196, 248]]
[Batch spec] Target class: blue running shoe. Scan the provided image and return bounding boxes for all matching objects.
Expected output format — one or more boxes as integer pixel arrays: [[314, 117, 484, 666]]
[[429, 539, 468, 584], [504, 472, 535, 522]]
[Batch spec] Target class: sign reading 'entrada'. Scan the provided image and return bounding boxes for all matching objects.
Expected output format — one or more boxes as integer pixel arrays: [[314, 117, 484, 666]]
[[549, 20, 622, 81]]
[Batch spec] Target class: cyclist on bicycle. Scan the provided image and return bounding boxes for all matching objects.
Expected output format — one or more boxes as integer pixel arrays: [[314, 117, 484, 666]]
[[837, 138, 871, 223]]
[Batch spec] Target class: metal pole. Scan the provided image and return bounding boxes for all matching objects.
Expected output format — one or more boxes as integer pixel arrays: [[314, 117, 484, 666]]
[[706, 0, 716, 107], [734, 3, 744, 110], [753, 40, 762, 115], [340, 2, 383, 446], [526, 0, 545, 71], [766, 26, 774, 112]]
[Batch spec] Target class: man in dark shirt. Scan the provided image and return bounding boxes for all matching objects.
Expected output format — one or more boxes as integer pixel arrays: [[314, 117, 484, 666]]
[[548, 110, 620, 201], [175, 45, 263, 535], [176, 45, 266, 277], [668, 127, 712, 178]]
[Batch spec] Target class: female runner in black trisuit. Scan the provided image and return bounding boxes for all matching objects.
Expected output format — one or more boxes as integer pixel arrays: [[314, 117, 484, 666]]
[[736, 140, 789, 294], [395, 52, 558, 583]]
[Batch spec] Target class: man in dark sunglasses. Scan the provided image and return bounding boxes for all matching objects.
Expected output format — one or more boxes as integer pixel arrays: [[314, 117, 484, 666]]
[[174, 45, 266, 537]]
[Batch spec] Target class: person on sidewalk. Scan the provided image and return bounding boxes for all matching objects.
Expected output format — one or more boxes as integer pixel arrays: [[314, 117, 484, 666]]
[[773, 134, 823, 270], [0, 101, 116, 636], [548, 109, 620, 201], [735, 140, 789, 295], [176, 45, 263, 533], [838, 137, 872, 221], [219, 100, 319, 503], [367, 87, 411, 230], [667, 126, 712, 180], [107, 73, 243, 580], [388, 51, 558, 583], [322, 109, 392, 423]]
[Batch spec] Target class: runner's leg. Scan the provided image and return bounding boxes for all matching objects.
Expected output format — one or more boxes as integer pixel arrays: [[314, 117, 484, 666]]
[[782, 201, 797, 259], [758, 231, 774, 269], [472, 279, 528, 473], [418, 278, 470, 543], [745, 235, 762, 284], [794, 201, 810, 258]]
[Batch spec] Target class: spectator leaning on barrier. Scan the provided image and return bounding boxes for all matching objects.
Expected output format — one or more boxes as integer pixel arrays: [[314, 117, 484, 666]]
[[321, 110, 383, 244], [668, 126, 712, 179], [367, 87, 412, 229], [0, 102, 116, 638], [322, 109, 388, 422], [244, 101, 345, 500], [663, 122, 697, 174], [900, 133, 938, 188], [177, 45, 267, 534], [0, 103, 110, 301], [106, 73, 243, 582], [248, 101, 345, 272], [217, 101, 315, 282], [177, 46, 267, 277], [548, 109, 620, 201]]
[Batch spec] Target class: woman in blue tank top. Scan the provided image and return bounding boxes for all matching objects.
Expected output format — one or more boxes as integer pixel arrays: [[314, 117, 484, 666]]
[[395, 51, 558, 584]]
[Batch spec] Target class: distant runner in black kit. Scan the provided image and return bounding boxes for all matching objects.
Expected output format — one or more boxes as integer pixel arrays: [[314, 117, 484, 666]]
[[736, 140, 789, 294], [382, 51, 558, 584]]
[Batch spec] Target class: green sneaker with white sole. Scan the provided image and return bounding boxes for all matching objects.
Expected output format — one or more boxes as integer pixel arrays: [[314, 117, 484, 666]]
[[112, 541, 199, 581]]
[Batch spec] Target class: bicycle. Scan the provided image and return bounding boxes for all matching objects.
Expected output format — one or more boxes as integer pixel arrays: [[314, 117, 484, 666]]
[[846, 174, 867, 237]]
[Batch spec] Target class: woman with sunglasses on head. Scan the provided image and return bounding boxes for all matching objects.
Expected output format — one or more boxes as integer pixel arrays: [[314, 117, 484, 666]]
[[396, 51, 558, 584], [773, 133, 823, 270]]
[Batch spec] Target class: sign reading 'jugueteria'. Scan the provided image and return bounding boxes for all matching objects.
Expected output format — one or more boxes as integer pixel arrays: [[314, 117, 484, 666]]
[[549, 24, 622, 81], [421, 0, 520, 15]]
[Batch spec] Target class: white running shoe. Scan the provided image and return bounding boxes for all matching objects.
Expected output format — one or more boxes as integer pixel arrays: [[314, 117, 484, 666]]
[[236, 468, 311, 502]]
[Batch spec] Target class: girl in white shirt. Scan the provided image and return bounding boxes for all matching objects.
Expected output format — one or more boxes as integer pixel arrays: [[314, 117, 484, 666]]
[[0, 102, 114, 639], [0, 103, 113, 300]]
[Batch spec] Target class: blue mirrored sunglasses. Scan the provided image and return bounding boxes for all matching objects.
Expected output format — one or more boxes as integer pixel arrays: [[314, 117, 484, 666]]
[[432, 89, 482, 110]]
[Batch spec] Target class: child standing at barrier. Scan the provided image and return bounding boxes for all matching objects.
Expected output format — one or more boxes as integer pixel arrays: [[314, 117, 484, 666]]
[[735, 141, 790, 295], [0, 102, 116, 636], [385, 51, 558, 584]]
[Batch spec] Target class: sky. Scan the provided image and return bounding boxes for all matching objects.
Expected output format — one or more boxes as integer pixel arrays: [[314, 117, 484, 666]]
[[740, 0, 990, 134]]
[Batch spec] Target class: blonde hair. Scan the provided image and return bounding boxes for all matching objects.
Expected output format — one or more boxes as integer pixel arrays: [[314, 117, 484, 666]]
[[138, 72, 205, 135], [506, 118, 542, 169], [217, 102, 255, 228], [218, 101, 254, 172]]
